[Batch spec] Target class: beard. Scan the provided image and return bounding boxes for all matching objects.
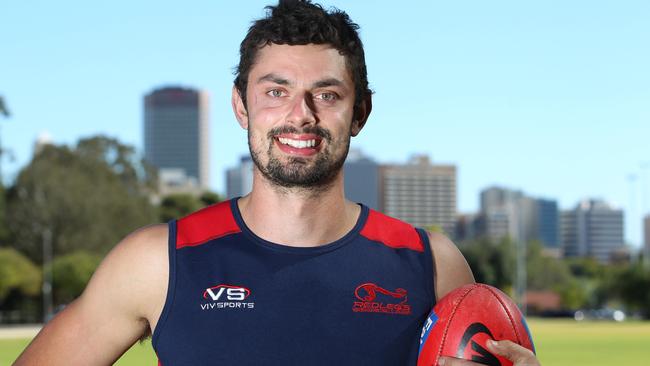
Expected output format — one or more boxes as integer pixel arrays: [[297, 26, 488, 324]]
[[248, 124, 350, 191]]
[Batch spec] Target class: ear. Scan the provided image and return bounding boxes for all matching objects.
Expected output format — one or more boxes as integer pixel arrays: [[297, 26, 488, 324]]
[[351, 93, 372, 137], [231, 86, 249, 129]]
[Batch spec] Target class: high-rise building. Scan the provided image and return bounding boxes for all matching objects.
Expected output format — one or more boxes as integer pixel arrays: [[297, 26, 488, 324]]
[[479, 187, 525, 242], [476, 186, 558, 248], [380, 155, 456, 233], [537, 199, 560, 248], [144, 86, 209, 189], [344, 149, 379, 210], [561, 199, 624, 263], [226, 155, 254, 199]]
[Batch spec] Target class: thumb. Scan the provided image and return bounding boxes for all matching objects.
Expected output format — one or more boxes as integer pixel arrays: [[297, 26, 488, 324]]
[[486, 340, 538, 365]]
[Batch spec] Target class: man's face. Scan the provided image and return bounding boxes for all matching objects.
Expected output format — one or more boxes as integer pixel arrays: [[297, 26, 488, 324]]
[[235, 44, 362, 191]]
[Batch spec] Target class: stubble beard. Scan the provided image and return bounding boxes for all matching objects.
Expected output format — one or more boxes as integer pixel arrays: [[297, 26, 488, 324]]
[[248, 125, 350, 195]]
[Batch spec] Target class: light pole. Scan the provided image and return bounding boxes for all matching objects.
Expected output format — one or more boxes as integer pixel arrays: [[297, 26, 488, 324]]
[[32, 186, 54, 323], [42, 228, 53, 322], [640, 162, 650, 266], [627, 174, 638, 249], [515, 202, 527, 315]]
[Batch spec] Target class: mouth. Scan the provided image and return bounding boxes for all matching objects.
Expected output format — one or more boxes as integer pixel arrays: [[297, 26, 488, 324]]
[[274, 134, 323, 156]]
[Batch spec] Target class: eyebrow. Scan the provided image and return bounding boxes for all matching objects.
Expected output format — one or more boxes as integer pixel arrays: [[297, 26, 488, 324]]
[[256, 73, 291, 86], [256, 73, 345, 89], [312, 78, 344, 89]]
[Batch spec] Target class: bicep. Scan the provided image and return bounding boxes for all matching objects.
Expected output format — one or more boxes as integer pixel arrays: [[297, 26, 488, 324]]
[[428, 231, 475, 301], [14, 224, 168, 366]]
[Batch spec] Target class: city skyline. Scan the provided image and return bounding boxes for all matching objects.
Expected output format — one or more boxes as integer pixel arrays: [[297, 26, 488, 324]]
[[1, 0, 649, 247]]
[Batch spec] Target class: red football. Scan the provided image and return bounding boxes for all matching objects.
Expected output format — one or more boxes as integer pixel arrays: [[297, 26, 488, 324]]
[[417, 283, 535, 366]]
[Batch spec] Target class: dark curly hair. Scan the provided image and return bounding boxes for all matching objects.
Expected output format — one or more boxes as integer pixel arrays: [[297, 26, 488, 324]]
[[234, 0, 371, 109]]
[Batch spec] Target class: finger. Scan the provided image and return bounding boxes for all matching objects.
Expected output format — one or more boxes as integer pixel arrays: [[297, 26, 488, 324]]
[[438, 356, 484, 366], [486, 340, 539, 365]]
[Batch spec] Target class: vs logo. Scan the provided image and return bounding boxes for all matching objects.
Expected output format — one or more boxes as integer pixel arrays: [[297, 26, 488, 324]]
[[203, 284, 251, 301], [201, 284, 254, 310]]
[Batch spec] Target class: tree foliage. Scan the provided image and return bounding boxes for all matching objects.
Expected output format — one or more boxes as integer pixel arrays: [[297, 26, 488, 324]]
[[6, 136, 158, 262], [0, 184, 9, 244], [0, 95, 9, 117], [459, 238, 589, 309], [50, 251, 102, 304], [199, 191, 222, 207], [524, 242, 587, 308], [159, 191, 224, 222], [616, 262, 650, 318], [159, 194, 203, 222], [0, 248, 41, 302], [458, 238, 515, 291]]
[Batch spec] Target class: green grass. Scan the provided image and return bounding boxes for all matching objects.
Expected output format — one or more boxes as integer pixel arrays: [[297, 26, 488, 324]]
[[528, 319, 650, 365], [3, 319, 650, 365], [1, 338, 32, 366], [0, 338, 157, 365]]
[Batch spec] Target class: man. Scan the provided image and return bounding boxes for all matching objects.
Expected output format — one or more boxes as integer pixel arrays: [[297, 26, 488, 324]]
[[16, 1, 540, 365]]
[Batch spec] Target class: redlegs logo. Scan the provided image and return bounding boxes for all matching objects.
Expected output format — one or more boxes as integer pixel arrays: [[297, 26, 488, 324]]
[[352, 283, 411, 315]]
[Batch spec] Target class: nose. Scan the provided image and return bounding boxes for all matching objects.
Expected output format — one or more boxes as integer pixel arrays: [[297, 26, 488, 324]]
[[286, 92, 317, 127]]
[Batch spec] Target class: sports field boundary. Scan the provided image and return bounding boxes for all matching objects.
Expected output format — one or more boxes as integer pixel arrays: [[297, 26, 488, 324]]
[[0, 325, 41, 339]]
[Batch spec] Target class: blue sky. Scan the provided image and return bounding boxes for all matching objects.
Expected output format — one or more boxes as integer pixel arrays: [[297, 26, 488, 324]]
[[1, 0, 649, 247]]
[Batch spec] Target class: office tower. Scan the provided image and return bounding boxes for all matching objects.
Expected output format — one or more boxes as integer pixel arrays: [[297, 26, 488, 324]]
[[344, 149, 380, 210], [561, 199, 624, 263], [380, 155, 456, 234], [226, 155, 255, 199], [537, 198, 560, 248], [480, 187, 526, 242], [478, 186, 559, 248], [144, 86, 209, 190]]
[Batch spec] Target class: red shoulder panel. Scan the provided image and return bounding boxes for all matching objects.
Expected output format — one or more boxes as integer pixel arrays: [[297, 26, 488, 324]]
[[176, 200, 241, 249], [360, 209, 424, 252]]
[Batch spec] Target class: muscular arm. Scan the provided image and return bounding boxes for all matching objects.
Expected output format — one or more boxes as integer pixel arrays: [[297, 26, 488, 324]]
[[427, 231, 475, 301], [14, 224, 169, 366]]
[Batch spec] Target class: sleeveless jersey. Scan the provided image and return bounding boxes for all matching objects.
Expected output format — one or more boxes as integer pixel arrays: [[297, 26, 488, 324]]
[[152, 199, 436, 365]]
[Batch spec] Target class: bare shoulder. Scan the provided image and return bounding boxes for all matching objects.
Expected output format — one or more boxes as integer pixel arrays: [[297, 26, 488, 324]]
[[84, 223, 169, 326], [14, 224, 169, 366], [99, 223, 169, 284], [427, 231, 475, 301]]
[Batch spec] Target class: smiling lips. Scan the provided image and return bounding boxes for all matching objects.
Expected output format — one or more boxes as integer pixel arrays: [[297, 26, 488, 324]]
[[274, 134, 322, 156]]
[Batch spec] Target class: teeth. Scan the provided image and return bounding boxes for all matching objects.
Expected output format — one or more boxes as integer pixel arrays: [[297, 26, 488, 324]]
[[278, 137, 317, 148]]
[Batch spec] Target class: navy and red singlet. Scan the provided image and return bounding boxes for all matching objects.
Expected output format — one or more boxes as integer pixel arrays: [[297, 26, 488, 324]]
[[152, 199, 436, 365]]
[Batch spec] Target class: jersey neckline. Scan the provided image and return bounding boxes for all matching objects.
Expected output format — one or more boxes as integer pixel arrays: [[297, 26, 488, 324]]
[[230, 197, 369, 255]]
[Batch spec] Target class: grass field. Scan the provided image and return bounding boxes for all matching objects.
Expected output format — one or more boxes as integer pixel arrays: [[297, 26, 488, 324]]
[[2, 319, 649, 365]]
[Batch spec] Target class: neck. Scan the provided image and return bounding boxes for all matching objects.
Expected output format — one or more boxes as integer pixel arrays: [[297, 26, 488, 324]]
[[237, 169, 360, 247]]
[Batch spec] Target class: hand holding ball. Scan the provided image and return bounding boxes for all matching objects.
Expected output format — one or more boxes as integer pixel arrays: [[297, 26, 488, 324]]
[[418, 284, 535, 366]]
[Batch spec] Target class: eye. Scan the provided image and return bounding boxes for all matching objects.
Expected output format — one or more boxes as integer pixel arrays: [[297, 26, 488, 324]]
[[316, 92, 338, 102], [266, 89, 285, 98]]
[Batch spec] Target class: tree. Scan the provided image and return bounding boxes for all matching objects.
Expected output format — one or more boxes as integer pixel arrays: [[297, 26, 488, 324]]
[[0, 96, 9, 117], [6, 136, 158, 262], [159, 193, 203, 222], [50, 251, 102, 304], [0, 248, 40, 303], [0, 184, 9, 244], [199, 191, 223, 206], [159, 191, 224, 222], [458, 238, 515, 291], [525, 242, 587, 309], [0, 95, 10, 242], [616, 262, 650, 318]]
